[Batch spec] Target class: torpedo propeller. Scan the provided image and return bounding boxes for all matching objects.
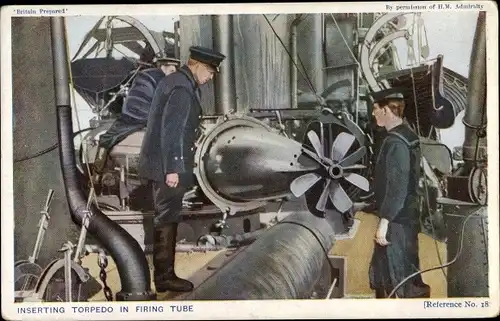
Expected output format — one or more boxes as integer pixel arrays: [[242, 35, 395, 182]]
[[290, 130, 370, 214]]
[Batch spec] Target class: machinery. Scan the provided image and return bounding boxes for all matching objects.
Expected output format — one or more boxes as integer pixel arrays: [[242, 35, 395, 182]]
[[69, 13, 468, 247], [68, 14, 377, 250], [12, 11, 488, 302]]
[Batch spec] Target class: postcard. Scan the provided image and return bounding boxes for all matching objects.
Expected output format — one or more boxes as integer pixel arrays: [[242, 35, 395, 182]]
[[1, 2, 498, 319]]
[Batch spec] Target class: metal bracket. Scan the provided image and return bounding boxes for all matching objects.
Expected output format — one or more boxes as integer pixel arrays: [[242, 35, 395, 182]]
[[214, 210, 229, 230], [359, 13, 408, 91], [25, 257, 90, 302], [58, 241, 75, 302], [28, 189, 55, 264], [73, 189, 95, 264], [469, 166, 488, 206]]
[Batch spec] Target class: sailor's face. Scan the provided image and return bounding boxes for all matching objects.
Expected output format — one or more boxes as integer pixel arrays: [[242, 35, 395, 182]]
[[196, 64, 216, 85], [372, 103, 387, 127]]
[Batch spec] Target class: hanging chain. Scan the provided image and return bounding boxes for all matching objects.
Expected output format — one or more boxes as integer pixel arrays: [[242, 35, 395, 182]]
[[98, 251, 114, 301]]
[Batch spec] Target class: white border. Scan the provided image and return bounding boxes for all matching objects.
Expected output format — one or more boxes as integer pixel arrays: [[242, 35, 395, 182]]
[[1, 2, 499, 319]]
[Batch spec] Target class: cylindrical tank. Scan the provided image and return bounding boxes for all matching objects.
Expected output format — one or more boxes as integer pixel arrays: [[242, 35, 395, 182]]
[[180, 14, 292, 114], [443, 11, 489, 298], [295, 14, 325, 95], [186, 211, 338, 300], [444, 206, 488, 297], [232, 14, 292, 112]]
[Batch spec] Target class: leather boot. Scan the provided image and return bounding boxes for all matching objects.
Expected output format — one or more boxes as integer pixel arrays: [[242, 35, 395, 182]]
[[153, 223, 194, 293], [375, 288, 386, 298]]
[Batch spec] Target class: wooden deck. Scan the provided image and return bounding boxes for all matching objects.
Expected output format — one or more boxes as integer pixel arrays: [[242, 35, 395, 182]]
[[83, 211, 447, 301]]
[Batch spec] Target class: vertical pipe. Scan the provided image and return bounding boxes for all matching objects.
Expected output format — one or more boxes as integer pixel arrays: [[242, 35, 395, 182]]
[[312, 14, 325, 94], [353, 20, 360, 124], [51, 19, 71, 107], [290, 15, 302, 109], [174, 21, 180, 60], [212, 15, 236, 115], [462, 11, 487, 163]]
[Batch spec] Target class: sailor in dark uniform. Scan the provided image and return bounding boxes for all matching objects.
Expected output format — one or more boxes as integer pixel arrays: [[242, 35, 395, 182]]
[[367, 89, 431, 298], [93, 56, 181, 173], [138, 46, 226, 293]]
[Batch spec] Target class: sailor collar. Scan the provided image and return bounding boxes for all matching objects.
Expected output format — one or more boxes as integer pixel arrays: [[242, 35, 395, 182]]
[[178, 65, 199, 91]]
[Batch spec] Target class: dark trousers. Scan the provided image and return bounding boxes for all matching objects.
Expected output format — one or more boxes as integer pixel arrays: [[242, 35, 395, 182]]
[[369, 222, 430, 298], [151, 181, 186, 227]]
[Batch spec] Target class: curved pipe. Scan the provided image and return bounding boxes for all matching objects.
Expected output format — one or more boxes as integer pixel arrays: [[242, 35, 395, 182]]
[[186, 211, 337, 300], [368, 30, 408, 63], [360, 13, 406, 91], [72, 15, 163, 61], [113, 16, 163, 58], [71, 16, 106, 61], [462, 11, 487, 163], [50, 17, 155, 301]]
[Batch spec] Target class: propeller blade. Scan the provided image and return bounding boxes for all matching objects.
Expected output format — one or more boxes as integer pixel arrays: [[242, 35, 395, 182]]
[[290, 173, 322, 197], [342, 164, 367, 170], [340, 146, 367, 167], [307, 130, 325, 158], [301, 147, 325, 165], [329, 182, 353, 213], [297, 153, 321, 169], [331, 132, 355, 162], [344, 173, 370, 191], [316, 179, 332, 212]]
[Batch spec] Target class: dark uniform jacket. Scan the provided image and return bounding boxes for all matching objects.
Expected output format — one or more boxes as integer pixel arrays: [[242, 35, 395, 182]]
[[122, 67, 167, 122], [373, 123, 421, 227], [369, 123, 425, 297], [138, 65, 202, 187], [98, 67, 167, 150]]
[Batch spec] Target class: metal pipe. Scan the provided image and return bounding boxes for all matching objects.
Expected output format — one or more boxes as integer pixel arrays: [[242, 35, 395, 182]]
[[50, 17, 155, 301], [185, 211, 337, 300], [312, 14, 326, 94], [176, 244, 226, 253], [51, 20, 71, 107], [197, 229, 266, 248], [212, 15, 236, 115], [174, 21, 180, 60], [290, 14, 304, 109], [462, 11, 487, 163]]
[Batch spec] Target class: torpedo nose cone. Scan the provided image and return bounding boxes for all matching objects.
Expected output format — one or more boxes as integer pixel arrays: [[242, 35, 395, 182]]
[[204, 126, 319, 202]]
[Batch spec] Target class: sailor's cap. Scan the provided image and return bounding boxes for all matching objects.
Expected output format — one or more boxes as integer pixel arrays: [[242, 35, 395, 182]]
[[189, 46, 226, 73], [369, 87, 405, 103], [154, 56, 181, 66]]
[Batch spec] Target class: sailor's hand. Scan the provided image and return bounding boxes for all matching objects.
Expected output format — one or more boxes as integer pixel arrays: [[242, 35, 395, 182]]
[[375, 218, 390, 246], [165, 173, 179, 188]]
